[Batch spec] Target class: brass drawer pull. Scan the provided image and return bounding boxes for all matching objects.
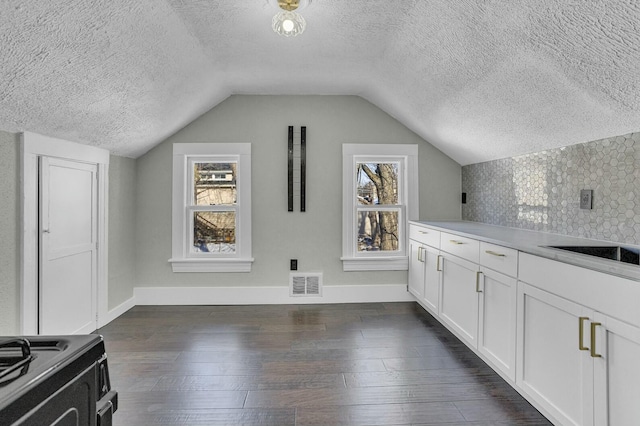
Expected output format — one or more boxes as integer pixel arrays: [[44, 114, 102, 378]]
[[449, 240, 464, 245], [418, 230, 429, 234], [485, 250, 505, 257], [578, 317, 589, 351], [590, 322, 602, 358]]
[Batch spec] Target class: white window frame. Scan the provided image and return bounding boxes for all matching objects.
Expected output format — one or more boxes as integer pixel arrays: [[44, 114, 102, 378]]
[[169, 143, 253, 272], [341, 144, 419, 271]]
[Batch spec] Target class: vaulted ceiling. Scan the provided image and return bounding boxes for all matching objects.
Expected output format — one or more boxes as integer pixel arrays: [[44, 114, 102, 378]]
[[1, 1, 639, 164]]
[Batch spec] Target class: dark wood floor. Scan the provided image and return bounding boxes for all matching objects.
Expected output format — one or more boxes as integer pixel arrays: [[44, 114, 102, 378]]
[[97, 302, 552, 426]]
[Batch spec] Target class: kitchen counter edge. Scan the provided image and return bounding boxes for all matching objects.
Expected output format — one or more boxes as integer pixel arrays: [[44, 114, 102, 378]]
[[411, 220, 639, 282]]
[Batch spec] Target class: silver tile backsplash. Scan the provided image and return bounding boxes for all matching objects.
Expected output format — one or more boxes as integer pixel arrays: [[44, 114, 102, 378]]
[[462, 132, 640, 245]]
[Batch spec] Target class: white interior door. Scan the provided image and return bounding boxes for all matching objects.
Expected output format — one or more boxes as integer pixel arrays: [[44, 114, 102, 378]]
[[39, 157, 98, 335]]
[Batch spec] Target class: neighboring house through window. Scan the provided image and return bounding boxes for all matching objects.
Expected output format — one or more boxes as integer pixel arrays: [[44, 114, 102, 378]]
[[341, 144, 418, 271], [170, 143, 253, 272]]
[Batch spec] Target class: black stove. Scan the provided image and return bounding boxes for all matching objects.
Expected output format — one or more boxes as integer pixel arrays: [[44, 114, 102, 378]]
[[0, 335, 117, 426]]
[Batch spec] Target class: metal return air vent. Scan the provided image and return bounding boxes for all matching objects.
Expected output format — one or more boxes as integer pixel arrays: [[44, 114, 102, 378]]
[[290, 273, 322, 297]]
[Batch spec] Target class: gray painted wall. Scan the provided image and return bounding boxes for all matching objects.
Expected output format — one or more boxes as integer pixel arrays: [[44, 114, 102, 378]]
[[0, 96, 461, 332], [0, 131, 20, 334], [462, 132, 640, 245], [0, 134, 139, 333], [108, 155, 137, 309], [135, 95, 461, 289]]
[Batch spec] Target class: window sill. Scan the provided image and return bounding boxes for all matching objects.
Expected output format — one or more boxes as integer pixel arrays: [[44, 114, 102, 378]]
[[340, 256, 408, 272], [169, 258, 254, 273]]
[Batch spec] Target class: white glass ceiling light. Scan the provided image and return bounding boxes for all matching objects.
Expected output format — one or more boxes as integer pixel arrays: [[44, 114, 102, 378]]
[[272, 0, 308, 37]]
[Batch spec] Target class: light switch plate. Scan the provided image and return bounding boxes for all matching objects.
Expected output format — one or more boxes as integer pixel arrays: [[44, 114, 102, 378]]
[[580, 189, 593, 210]]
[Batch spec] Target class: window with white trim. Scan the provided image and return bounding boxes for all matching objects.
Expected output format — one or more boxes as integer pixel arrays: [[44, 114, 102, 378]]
[[341, 144, 418, 271], [170, 143, 253, 272]]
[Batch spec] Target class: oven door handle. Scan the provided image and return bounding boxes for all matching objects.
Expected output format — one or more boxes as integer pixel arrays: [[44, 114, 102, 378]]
[[97, 390, 118, 426]]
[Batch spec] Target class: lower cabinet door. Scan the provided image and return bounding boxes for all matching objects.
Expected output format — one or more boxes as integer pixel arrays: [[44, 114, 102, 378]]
[[477, 267, 517, 381], [422, 246, 440, 314], [516, 283, 594, 426], [408, 240, 425, 299], [439, 254, 479, 348], [592, 313, 640, 426]]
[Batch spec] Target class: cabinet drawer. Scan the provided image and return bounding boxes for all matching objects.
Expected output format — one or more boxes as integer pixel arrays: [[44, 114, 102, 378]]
[[480, 242, 518, 277], [409, 225, 440, 248], [519, 252, 640, 327], [440, 232, 479, 263]]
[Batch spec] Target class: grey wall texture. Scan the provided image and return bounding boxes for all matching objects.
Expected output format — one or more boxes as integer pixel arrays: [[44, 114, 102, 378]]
[[0, 137, 140, 333], [108, 155, 137, 309], [0, 131, 20, 334], [134, 95, 462, 289], [462, 132, 640, 245]]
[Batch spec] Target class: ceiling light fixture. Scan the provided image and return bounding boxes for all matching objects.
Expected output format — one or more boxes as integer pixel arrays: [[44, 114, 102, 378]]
[[272, 0, 309, 37]]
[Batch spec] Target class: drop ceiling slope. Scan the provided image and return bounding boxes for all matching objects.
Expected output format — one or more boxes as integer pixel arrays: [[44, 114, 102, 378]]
[[0, 1, 638, 164]]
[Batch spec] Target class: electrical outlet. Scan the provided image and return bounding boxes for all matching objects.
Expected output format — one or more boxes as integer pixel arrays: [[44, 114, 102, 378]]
[[580, 189, 593, 210], [290, 259, 298, 271]]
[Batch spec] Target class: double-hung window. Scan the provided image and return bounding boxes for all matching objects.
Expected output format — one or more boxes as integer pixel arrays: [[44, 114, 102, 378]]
[[341, 144, 418, 271], [170, 143, 253, 272]]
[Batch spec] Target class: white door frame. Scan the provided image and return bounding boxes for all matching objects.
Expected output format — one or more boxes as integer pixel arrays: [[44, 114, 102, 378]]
[[21, 132, 109, 335]]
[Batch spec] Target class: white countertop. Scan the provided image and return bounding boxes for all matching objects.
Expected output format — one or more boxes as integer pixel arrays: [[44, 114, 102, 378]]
[[411, 221, 640, 282]]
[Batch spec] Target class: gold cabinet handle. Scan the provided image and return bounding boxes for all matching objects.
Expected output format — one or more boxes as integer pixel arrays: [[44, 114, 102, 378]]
[[417, 246, 424, 262], [485, 250, 506, 257], [578, 317, 589, 351], [590, 322, 602, 358], [449, 240, 464, 245], [418, 230, 429, 234], [436, 255, 443, 272], [475, 271, 483, 292]]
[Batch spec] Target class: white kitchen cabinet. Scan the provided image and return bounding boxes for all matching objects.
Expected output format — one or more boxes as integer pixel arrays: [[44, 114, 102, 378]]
[[518, 252, 640, 426], [409, 225, 440, 247], [421, 227, 517, 365], [477, 242, 518, 381], [441, 232, 480, 263], [422, 245, 441, 314], [408, 241, 441, 315], [439, 252, 480, 348], [408, 240, 426, 300], [408, 222, 640, 426], [592, 312, 640, 425], [408, 225, 441, 316], [477, 266, 517, 381], [517, 282, 594, 426]]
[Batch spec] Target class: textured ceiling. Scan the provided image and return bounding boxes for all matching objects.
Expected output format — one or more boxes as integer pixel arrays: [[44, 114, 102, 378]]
[[1, 1, 639, 164]]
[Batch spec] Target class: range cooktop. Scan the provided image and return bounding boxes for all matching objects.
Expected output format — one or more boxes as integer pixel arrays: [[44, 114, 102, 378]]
[[0, 335, 117, 426]]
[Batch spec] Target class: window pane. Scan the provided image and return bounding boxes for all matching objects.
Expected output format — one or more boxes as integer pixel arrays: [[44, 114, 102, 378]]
[[193, 211, 236, 253], [194, 162, 237, 206], [357, 210, 399, 252], [356, 163, 398, 205]]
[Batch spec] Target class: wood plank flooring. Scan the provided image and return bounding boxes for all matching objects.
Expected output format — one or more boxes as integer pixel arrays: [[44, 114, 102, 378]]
[[96, 303, 551, 426]]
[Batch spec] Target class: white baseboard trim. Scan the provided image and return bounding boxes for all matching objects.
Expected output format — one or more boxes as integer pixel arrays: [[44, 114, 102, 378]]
[[99, 296, 136, 328], [134, 284, 413, 305]]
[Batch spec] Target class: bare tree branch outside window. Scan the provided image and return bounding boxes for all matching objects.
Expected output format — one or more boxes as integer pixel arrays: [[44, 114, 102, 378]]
[[356, 163, 399, 252]]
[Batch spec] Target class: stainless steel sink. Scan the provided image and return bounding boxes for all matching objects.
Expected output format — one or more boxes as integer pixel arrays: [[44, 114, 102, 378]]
[[545, 245, 639, 265]]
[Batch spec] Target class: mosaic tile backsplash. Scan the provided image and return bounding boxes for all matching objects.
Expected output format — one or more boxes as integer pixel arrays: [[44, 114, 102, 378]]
[[462, 132, 640, 246]]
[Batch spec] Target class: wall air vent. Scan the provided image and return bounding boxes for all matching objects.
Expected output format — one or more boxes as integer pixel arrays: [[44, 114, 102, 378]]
[[289, 272, 322, 297]]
